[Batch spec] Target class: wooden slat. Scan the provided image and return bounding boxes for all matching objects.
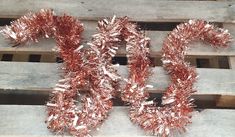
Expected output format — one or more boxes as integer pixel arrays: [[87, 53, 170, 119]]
[[0, 54, 2, 61], [0, 22, 235, 57], [0, 0, 234, 22], [0, 61, 234, 96], [0, 105, 234, 137], [12, 54, 28, 62], [229, 57, 235, 69], [40, 54, 56, 62], [216, 95, 235, 107]]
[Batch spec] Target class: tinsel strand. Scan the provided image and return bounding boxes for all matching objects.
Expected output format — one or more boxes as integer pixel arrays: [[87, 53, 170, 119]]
[[122, 20, 231, 137]]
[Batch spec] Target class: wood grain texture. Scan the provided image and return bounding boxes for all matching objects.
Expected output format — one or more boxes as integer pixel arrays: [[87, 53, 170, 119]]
[[0, 0, 234, 22], [0, 21, 235, 57], [0, 105, 234, 137], [0, 61, 234, 96]]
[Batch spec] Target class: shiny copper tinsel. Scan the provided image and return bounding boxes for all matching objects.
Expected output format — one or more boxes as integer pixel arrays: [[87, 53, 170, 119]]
[[2, 9, 232, 137], [1, 10, 149, 137], [1, 9, 55, 44], [122, 20, 231, 137], [1, 9, 119, 137]]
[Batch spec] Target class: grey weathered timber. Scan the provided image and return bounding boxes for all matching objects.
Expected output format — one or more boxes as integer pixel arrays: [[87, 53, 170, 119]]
[[0, 0, 234, 22], [0, 61, 235, 96], [0, 105, 235, 137]]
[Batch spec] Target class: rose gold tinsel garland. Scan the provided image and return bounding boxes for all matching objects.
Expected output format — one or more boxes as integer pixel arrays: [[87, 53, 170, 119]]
[[0, 9, 120, 136], [1, 9, 232, 137], [46, 16, 126, 136], [67, 16, 151, 136], [1, 10, 150, 137], [122, 20, 231, 136]]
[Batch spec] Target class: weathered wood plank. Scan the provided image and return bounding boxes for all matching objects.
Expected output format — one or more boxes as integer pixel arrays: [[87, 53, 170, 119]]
[[0, 61, 234, 96], [0, 105, 234, 137], [0, 0, 234, 23], [0, 22, 235, 57], [224, 23, 235, 69]]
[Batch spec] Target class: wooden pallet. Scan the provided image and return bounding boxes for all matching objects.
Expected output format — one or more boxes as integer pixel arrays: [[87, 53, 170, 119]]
[[0, 0, 234, 137]]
